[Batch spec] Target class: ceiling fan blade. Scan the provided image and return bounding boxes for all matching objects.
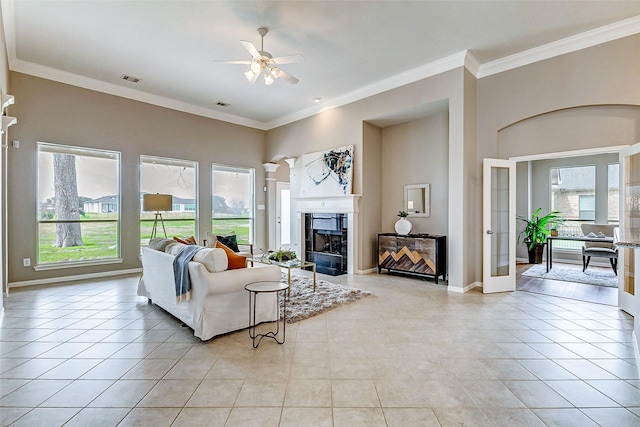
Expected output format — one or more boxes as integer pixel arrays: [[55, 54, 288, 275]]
[[211, 60, 251, 65], [276, 68, 299, 85], [271, 54, 304, 65], [240, 40, 262, 60]]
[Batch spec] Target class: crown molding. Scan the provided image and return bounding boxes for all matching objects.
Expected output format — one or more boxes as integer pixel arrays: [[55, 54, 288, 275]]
[[1, 0, 15, 64], [266, 50, 468, 129], [478, 14, 640, 78], [464, 51, 480, 77]]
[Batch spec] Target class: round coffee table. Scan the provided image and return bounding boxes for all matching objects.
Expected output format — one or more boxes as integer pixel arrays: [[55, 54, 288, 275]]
[[245, 281, 289, 348]]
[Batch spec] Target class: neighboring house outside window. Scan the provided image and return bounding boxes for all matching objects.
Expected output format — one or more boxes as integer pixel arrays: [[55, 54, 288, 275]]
[[550, 164, 619, 250], [37, 142, 120, 266], [212, 164, 254, 245], [578, 194, 596, 220]]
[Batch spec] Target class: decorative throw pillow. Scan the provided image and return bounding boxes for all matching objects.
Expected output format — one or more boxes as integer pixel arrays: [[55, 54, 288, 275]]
[[216, 241, 247, 269], [165, 242, 187, 256], [205, 231, 218, 248], [216, 233, 239, 252], [173, 235, 197, 245], [148, 238, 174, 252]]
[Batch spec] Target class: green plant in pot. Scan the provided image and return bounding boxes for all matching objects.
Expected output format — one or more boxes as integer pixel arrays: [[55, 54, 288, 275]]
[[267, 248, 297, 263], [517, 208, 564, 264]]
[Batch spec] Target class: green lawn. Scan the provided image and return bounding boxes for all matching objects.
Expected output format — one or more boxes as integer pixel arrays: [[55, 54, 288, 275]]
[[38, 214, 252, 264]]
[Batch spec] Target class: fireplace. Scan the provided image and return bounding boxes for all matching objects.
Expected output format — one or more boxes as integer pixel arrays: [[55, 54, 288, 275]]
[[293, 195, 359, 275], [304, 213, 348, 276]]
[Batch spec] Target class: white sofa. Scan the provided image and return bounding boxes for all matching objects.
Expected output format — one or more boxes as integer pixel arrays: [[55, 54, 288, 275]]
[[138, 246, 281, 340]]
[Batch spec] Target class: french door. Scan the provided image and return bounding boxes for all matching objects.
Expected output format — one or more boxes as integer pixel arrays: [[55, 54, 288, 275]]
[[618, 144, 640, 316], [482, 159, 516, 293]]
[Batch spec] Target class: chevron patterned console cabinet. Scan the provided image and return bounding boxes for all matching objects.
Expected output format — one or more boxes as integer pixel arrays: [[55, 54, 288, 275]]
[[377, 233, 447, 284]]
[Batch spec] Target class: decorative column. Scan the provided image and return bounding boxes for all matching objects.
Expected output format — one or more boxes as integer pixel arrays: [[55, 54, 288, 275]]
[[263, 163, 280, 250], [284, 158, 297, 253]]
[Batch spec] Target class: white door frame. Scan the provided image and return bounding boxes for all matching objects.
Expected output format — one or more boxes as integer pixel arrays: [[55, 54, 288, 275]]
[[483, 158, 517, 293]]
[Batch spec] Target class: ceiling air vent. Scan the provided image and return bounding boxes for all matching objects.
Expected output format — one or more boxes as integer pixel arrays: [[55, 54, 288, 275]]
[[120, 74, 141, 83], [216, 102, 230, 107]]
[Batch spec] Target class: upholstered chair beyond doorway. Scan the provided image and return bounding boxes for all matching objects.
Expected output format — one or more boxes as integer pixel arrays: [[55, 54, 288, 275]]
[[580, 224, 619, 275]]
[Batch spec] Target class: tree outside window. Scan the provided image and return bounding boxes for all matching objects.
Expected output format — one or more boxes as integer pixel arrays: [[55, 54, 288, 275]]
[[37, 143, 120, 265]]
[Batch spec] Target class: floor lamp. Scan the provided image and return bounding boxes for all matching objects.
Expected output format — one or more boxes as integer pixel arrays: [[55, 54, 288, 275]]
[[143, 193, 172, 239]]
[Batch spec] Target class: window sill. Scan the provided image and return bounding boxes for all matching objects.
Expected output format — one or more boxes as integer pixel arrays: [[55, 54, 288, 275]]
[[33, 258, 124, 271]]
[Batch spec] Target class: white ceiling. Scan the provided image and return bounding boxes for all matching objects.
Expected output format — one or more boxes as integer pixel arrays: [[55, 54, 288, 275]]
[[4, 1, 640, 130]]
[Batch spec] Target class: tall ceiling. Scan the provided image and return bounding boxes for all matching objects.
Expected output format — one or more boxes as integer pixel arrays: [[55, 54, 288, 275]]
[[4, 1, 640, 129]]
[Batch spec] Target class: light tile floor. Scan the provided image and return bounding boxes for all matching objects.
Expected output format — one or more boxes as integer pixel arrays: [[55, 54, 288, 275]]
[[1, 271, 639, 426]]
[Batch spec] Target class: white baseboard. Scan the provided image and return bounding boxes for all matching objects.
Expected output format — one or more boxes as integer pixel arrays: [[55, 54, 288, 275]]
[[8, 268, 142, 289], [448, 281, 480, 293]]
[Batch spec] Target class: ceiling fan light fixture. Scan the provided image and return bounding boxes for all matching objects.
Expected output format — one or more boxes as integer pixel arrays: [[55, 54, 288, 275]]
[[250, 59, 262, 74], [214, 27, 303, 86], [244, 70, 256, 81]]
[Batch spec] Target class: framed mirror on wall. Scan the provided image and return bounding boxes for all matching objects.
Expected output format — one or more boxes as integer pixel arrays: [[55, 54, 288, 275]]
[[404, 184, 430, 217]]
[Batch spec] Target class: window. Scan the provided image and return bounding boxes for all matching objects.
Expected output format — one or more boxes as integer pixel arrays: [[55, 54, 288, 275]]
[[37, 143, 120, 266], [140, 156, 197, 246], [550, 165, 596, 250], [579, 195, 596, 220], [212, 165, 254, 244], [608, 163, 619, 223]]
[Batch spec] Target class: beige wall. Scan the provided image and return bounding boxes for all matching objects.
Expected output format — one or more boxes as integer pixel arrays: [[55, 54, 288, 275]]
[[8, 72, 268, 284], [362, 121, 382, 269], [478, 34, 640, 160], [379, 112, 449, 236], [463, 69, 479, 287]]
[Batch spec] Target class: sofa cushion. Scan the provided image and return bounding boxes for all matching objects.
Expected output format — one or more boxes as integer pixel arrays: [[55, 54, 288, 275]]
[[216, 233, 239, 252], [193, 247, 228, 272], [216, 241, 247, 269], [165, 243, 228, 272], [148, 238, 174, 252]]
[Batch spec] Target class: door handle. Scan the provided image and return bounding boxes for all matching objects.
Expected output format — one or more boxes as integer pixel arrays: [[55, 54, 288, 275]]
[[486, 230, 493, 235]]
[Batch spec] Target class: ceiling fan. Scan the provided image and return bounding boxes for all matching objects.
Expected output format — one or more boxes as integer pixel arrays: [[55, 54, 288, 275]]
[[213, 27, 304, 85]]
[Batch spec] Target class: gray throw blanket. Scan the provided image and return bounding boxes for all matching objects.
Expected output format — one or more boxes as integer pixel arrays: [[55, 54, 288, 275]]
[[173, 245, 202, 302]]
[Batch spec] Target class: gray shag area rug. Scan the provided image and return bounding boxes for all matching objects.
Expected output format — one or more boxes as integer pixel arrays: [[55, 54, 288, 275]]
[[280, 273, 371, 323], [523, 264, 618, 287]]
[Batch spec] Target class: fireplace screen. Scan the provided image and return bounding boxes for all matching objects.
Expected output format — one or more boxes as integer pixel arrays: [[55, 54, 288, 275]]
[[305, 213, 348, 276]]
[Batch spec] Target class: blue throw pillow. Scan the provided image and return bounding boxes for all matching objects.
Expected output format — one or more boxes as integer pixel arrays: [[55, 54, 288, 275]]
[[216, 233, 239, 252]]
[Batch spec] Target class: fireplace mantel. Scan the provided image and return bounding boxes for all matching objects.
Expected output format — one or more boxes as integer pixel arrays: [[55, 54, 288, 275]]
[[293, 195, 361, 214]]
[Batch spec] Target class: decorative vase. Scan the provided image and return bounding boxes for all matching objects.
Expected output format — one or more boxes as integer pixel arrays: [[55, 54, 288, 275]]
[[394, 217, 412, 235]]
